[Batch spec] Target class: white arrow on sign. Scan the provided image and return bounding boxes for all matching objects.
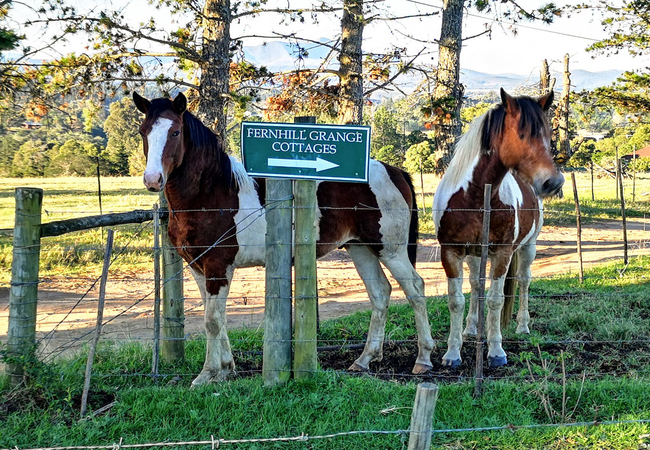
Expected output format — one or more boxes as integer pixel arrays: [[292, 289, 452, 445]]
[[268, 157, 340, 172]]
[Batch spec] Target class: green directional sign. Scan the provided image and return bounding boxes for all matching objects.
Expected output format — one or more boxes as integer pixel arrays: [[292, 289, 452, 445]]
[[241, 122, 371, 182]]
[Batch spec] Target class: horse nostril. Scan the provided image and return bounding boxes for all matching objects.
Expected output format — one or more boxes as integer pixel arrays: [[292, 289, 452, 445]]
[[158, 174, 163, 185], [542, 175, 564, 196], [148, 186, 158, 192]]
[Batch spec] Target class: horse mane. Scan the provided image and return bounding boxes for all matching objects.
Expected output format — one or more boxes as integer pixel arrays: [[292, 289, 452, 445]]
[[440, 111, 484, 194], [481, 96, 549, 153], [443, 95, 548, 193], [182, 111, 235, 190]]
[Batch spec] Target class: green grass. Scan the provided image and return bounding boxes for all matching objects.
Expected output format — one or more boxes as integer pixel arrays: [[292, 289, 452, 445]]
[[2, 255, 650, 449], [2, 172, 650, 448]]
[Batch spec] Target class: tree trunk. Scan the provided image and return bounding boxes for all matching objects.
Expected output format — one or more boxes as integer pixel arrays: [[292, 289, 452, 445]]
[[432, 0, 464, 172], [338, 0, 364, 125], [199, 0, 231, 143], [540, 59, 558, 158]]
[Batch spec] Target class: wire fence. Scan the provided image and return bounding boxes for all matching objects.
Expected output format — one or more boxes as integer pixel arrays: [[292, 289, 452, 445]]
[[3, 191, 650, 448], [3, 200, 650, 370], [2, 418, 650, 450]]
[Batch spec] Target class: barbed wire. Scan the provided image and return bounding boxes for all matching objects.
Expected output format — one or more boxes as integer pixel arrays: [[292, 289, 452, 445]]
[[3, 418, 650, 450]]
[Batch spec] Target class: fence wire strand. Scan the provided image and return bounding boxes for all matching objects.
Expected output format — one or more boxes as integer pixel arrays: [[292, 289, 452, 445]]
[[3, 418, 650, 450]]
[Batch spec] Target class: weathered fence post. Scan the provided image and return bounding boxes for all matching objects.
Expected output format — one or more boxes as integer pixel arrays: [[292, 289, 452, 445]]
[[263, 180, 293, 386], [152, 204, 161, 380], [474, 184, 492, 398], [81, 229, 114, 417], [571, 173, 584, 283], [618, 159, 629, 265], [6, 187, 43, 385], [159, 194, 185, 363], [407, 383, 439, 450], [293, 116, 318, 381]]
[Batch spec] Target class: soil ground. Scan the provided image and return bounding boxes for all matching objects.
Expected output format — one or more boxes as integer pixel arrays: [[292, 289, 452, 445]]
[[1, 219, 650, 366]]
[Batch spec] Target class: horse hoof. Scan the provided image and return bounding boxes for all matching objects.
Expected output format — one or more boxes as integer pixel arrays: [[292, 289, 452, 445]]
[[488, 356, 508, 367], [463, 327, 478, 338], [412, 363, 433, 375], [348, 362, 368, 372], [516, 326, 530, 334], [191, 369, 232, 387], [442, 358, 461, 368]]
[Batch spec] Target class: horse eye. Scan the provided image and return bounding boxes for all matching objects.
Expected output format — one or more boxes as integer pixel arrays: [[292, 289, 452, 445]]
[[171, 130, 180, 137], [519, 134, 525, 140]]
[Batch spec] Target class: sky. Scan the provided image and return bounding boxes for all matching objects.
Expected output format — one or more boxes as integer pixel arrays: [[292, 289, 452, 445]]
[[8, 0, 648, 77], [225, 0, 648, 76]]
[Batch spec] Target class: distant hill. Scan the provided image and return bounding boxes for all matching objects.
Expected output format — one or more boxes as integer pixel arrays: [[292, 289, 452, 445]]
[[243, 41, 623, 93], [460, 68, 623, 93]]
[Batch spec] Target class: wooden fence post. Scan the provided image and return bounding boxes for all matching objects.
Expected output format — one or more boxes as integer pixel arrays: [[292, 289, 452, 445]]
[[81, 229, 114, 417], [407, 383, 439, 450], [152, 204, 161, 380], [293, 116, 318, 381], [618, 160, 629, 265], [474, 184, 491, 399], [159, 194, 185, 363], [571, 173, 584, 283], [6, 188, 43, 385], [263, 180, 293, 386]]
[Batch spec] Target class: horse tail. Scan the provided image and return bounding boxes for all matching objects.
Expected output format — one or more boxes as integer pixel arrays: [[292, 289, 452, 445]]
[[403, 170, 419, 268]]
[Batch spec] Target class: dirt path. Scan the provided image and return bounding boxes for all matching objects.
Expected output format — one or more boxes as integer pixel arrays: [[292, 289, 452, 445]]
[[1, 219, 649, 358]]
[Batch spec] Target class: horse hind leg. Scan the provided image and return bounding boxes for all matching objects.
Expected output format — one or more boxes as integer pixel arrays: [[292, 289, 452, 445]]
[[381, 254, 434, 374], [515, 241, 536, 334], [190, 267, 236, 386], [346, 244, 392, 372]]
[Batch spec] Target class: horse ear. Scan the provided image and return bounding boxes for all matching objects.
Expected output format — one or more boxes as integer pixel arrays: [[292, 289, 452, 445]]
[[172, 93, 187, 115], [538, 90, 554, 112], [133, 92, 150, 114], [500, 88, 519, 115]]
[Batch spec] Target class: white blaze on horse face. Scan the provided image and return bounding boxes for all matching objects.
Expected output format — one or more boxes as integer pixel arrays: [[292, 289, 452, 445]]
[[143, 118, 173, 191]]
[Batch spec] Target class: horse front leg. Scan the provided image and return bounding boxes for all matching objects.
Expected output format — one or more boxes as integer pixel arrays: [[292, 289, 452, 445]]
[[190, 266, 236, 386], [486, 256, 510, 367], [515, 241, 536, 334], [463, 256, 481, 337], [441, 249, 465, 368]]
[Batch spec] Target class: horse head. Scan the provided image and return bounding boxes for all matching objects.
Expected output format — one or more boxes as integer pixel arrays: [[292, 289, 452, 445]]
[[487, 88, 564, 197], [133, 92, 187, 192]]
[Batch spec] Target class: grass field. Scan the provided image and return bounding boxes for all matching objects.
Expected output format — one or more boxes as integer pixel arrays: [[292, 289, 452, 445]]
[[1, 170, 650, 448], [1, 170, 650, 449], [1, 255, 650, 449], [2, 170, 649, 283]]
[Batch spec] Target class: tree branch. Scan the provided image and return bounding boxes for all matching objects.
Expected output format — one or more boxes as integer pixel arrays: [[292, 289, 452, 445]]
[[363, 47, 425, 97]]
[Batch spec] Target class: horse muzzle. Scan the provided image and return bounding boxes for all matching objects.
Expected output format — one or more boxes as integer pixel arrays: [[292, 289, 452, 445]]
[[143, 173, 165, 192], [536, 173, 565, 198]]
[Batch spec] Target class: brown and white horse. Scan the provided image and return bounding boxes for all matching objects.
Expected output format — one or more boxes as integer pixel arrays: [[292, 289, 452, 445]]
[[133, 92, 434, 385], [433, 88, 564, 368]]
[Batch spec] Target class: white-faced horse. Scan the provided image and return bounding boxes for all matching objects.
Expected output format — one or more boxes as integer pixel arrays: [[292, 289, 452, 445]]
[[433, 88, 564, 368], [133, 92, 434, 385]]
